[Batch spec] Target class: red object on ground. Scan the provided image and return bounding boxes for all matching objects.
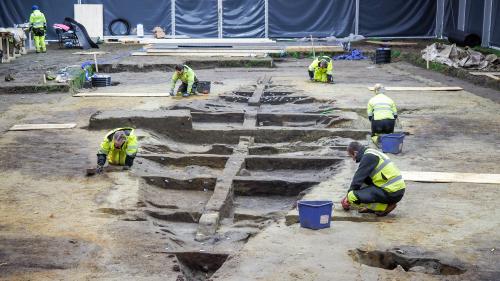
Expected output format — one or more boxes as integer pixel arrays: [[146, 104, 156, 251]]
[[341, 196, 350, 211]]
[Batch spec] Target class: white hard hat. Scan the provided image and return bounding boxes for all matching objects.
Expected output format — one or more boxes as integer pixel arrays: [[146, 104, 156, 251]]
[[374, 83, 385, 94]]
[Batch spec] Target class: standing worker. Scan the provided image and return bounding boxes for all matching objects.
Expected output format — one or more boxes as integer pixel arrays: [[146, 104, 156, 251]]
[[29, 5, 47, 53], [341, 141, 405, 216], [169, 64, 199, 97], [308, 56, 334, 83], [368, 83, 398, 144], [96, 127, 138, 174]]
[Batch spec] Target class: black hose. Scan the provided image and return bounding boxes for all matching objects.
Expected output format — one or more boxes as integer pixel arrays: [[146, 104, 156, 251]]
[[109, 18, 130, 36]]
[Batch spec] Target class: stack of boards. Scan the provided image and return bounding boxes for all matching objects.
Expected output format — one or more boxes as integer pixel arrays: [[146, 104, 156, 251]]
[[132, 38, 282, 57], [131, 38, 343, 57]]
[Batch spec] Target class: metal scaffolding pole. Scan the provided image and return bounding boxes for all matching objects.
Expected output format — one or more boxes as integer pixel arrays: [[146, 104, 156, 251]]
[[355, 0, 360, 35], [218, 0, 223, 38], [482, 0, 493, 47], [264, 0, 269, 38], [458, 0, 466, 31], [436, 0, 445, 38], [171, 0, 176, 37]]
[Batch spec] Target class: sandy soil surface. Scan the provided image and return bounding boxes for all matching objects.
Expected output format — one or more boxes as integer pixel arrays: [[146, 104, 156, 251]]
[[0, 45, 499, 280]]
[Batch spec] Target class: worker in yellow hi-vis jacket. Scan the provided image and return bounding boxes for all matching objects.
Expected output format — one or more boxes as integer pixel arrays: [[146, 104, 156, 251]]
[[29, 5, 47, 53], [308, 56, 334, 83], [96, 127, 138, 174]]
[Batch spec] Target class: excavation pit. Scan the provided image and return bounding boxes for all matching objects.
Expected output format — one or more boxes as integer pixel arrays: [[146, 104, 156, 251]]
[[349, 248, 467, 276], [174, 251, 229, 281]]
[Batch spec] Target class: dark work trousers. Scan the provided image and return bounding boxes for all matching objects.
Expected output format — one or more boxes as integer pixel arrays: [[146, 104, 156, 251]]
[[353, 185, 405, 204], [177, 77, 199, 94], [371, 119, 395, 135]]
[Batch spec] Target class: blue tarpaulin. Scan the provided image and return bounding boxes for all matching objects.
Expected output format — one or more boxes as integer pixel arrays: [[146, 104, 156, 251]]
[[333, 49, 366, 60]]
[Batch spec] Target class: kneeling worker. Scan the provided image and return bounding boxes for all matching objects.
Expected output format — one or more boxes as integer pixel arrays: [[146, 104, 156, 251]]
[[169, 64, 198, 97], [308, 56, 333, 83], [341, 141, 405, 216], [368, 83, 398, 143], [96, 127, 138, 173]]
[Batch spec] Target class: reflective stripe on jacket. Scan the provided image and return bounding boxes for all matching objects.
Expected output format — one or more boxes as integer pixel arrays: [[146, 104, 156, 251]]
[[170, 65, 196, 93], [29, 10, 46, 29], [367, 93, 397, 120], [308, 56, 333, 76], [365, 148, 405, 193], [98, 127, 138, 165]]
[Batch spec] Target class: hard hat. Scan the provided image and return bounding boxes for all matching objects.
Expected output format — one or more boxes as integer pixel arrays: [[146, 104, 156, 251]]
[[319, 59, 328, 68], [374, 83, 385, 94], [113, 131, 127, 149], [32, 5, 39, 10]]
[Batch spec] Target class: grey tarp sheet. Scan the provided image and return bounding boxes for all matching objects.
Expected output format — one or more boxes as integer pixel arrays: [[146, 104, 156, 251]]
[[465, 0, 484, 36], [85, 0, 171, 36], [0, 0, 75, 39], [359, 0, 436, 37], [443, 0, 459, 36], [491, 0, 500, 47], [223, 0, 265, 38], [268, 0, 355, 38], [175, 0, 218, 38]]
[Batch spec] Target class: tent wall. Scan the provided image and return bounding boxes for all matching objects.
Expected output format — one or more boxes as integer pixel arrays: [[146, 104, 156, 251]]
[[85, 0, 171, 37], [268, 0, 355, 38], [223, 0, 265, 38], [359, 0, 436, 37], [0, 0, 498, 46], [491, 0, 500, 47], [0, 0, 75, 39]]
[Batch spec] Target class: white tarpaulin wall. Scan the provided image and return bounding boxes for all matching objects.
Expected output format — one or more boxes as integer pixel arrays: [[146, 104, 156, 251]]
[[0, 0, 498, 47]]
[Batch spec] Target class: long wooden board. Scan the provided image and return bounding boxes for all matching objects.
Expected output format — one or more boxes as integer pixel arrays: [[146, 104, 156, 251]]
[[131, 52, 268, 57], [402, 171, 500, 184], [368, 86, 463, 91], [285, 46, 343, 52], [469, 72, 500, 81], [73, 92, 171, 97], [9, 123, 77, 131], [366, 40, 418, 46], [146, 49, 281, 54]]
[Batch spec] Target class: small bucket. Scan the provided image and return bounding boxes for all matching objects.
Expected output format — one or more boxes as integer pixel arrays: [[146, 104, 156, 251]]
[[298, 200, 333, 230], [197, 81, 211, 94], [380, 133, 405, 154]]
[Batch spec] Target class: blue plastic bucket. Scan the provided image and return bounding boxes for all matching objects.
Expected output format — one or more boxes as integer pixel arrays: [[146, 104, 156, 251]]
[[298, 200, 333, 230], [380, 133, 405, 154]]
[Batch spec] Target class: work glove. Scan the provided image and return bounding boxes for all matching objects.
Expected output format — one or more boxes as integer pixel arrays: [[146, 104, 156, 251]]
[[368, 116, 373, 121], [327, 75, 334, 84], [308, 70, 314, 81], [96, 165, 104, 174], [341, 196, 350, 211], [394, 115, 398, 119], [169, 90, 175, 96]]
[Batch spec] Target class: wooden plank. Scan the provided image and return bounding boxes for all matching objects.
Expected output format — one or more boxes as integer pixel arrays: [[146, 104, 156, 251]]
[[9, 123, 77, 131], [131, 52, 267, 57], [366, 40, 418, 46], [146, 48, 281, 53], [470, 72, 500, 80], [286, 46, 343, 52], [368, 86, 463, 91], [73, 92, 171, 97], [402, 171, 500, 184], [72, 51, 108, 55], [469, 72, 500, 75]]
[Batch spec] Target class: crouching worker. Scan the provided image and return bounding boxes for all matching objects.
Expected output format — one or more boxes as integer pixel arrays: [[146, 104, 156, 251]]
[[368, 83, 398, 144], [169, 64, 198, 97], [341, 141, 405, 216], [308, 56, 333, 83], [96, 128, 138, 174]]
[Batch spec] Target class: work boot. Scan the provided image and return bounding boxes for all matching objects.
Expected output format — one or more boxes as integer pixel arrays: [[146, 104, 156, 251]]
[[358, 208, 375, 214], [341, 196, 350, 211], [182, 92, 190, 97], [375, 203, 397, 217]]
